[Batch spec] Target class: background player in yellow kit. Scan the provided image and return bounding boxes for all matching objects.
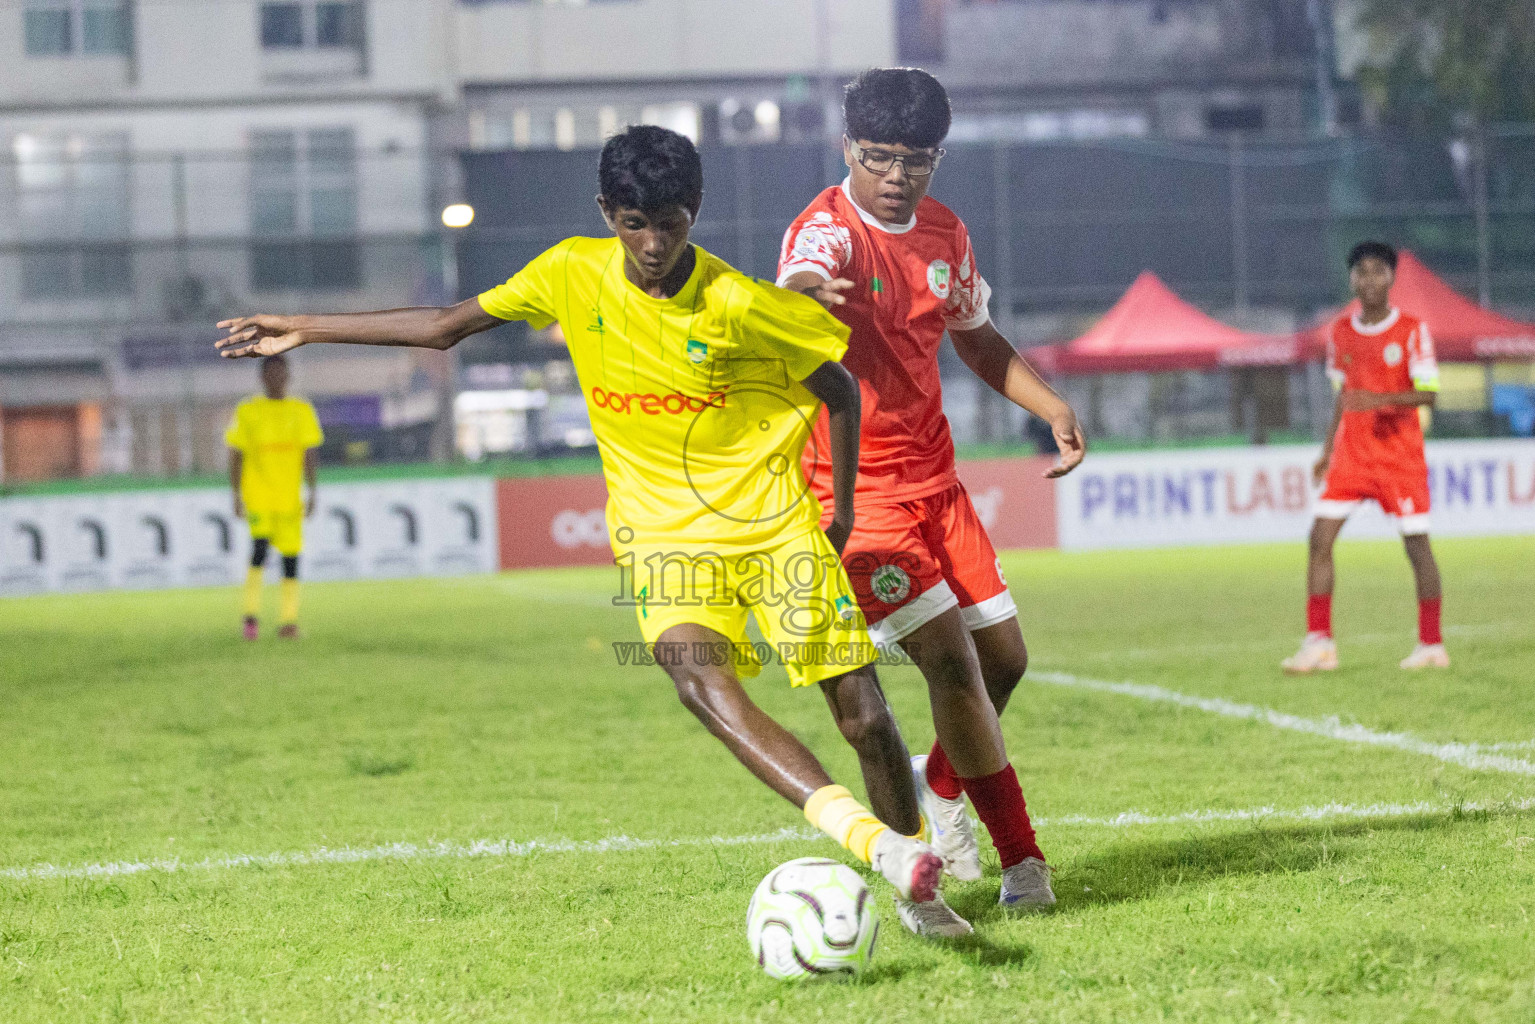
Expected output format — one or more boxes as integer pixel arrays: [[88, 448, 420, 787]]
[[213, 126, 961, 929], [226, 354, 323, 640]]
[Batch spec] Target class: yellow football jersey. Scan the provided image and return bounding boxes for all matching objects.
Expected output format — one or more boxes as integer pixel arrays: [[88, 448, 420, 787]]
[[224, 396, 324, 514], [479, 237, 850, 552]]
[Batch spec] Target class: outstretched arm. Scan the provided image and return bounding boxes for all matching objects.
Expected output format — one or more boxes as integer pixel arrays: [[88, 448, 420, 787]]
[[950, 321, 1086, 478], [1340, 388, 1437, 412], [798, 360, 861, 554], [1313, 392, 1344, 484], [216, 297, 503, 358]]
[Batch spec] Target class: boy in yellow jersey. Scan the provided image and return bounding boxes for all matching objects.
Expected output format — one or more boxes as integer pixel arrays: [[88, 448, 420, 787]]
[[215, 126, 971, 934], [225, 354, 323, 640]]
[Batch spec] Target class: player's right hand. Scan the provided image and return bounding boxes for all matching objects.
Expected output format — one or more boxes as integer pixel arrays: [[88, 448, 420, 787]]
[[216, 315, 307, 358], [1311, 455, 1330, 485], [800, 278, 856, 311]]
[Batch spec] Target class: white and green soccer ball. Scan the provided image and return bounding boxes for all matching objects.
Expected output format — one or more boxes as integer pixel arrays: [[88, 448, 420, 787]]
[[746, 857, 879, 980]]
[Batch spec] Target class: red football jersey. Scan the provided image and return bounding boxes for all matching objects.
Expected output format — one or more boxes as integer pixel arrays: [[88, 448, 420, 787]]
[[1325, 307, 1439, 471], [778, 181, 992, 504]]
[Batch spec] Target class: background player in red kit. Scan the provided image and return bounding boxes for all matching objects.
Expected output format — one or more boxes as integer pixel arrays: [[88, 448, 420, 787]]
[[779, 68, 1086, 930], [1283, 241, 1448, 674]]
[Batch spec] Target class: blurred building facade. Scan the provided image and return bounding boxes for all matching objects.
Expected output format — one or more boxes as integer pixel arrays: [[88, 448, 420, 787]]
[[1, 0, 1531, 482], [0, 0, 895, 482]]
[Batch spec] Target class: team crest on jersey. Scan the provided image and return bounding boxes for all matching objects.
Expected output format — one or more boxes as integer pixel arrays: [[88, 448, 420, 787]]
[[1382, 342, 1403, 367], [686, 339, 709, 364], [834, 594, 855, 621], [871, 564, 911, 604], [927, 260, 951, 299]]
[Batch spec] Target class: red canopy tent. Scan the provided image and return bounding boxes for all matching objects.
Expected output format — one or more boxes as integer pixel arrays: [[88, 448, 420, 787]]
[[1025, 272, 1301, 375], [1301, 251, 1535, 361]]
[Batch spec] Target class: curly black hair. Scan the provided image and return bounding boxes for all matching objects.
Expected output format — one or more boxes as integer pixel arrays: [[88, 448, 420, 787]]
[[1347, 240, 1398, 271], [843, 67, 951, 150], [598, 125, 704, 216]]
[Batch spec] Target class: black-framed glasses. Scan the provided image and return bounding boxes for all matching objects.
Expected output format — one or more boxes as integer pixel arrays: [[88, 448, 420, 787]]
[[847, 137, 944, 177]]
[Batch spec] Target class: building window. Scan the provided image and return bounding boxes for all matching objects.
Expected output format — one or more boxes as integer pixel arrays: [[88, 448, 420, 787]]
[[23, 0, 130, 56], [248, 128, 361, 291], [12, 132, 133, 298], [260, 1, 363, 49]]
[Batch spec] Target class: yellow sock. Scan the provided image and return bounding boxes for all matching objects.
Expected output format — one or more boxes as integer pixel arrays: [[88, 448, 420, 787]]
[[804, 785, 888, 864], [242, 567, 263, 618], [279, 578, 300, 625]]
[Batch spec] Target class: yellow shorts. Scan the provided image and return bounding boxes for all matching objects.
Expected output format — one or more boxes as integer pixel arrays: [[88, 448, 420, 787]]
[[248, 510, 303, 557], [623, 528, 877, 689]]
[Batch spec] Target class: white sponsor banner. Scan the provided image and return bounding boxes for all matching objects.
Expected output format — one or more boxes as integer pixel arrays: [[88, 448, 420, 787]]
[[1055, 438, 1535, 551], [0, 477, 497, 597]]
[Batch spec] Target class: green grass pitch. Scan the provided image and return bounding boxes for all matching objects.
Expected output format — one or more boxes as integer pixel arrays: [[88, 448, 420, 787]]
[[2, 536, 1534, 1022]]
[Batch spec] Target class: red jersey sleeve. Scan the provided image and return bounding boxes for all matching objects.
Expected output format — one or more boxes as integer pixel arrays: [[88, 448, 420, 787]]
[[777, 210, 854, 285], [943, 220, 992, 331]]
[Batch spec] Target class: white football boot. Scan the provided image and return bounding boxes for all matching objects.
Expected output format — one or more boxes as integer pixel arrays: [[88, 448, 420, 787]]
[[1281, 633, 1338, 675], [1400, 643, 1450, 669], [870, 829, 944, 904], [999, 857, 1057, 912], [894, 892, 974, 938], [911, 754, 984, 882]]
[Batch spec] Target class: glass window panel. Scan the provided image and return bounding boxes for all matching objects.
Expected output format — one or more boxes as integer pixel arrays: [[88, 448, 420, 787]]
[[308, 186, 357, 235], [308, 241, 361, 290], [251, 242, 308, 290], [24, 9, 73, 55], [307, 128, 356, 175], [82, 5, 130, 54], [315, 2, 360, 47], [249, 131, 298, 180], [260, 3, 304, 47], [21, 248, 74, 298], [80, 244, 133, 295], [250, 190, 298, 234]]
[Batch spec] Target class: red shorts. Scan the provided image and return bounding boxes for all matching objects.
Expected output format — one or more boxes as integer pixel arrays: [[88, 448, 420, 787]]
[[823, 482, 1017, 647], [1317, 456, 1431, 535]]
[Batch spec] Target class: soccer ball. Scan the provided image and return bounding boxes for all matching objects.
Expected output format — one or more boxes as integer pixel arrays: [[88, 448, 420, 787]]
[[746, 857, 879, 980]]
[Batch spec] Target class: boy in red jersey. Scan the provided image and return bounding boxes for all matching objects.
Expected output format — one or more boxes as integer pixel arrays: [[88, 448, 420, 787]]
[[779, 68, 1086, 928], [1283, 241, 1448, 674]]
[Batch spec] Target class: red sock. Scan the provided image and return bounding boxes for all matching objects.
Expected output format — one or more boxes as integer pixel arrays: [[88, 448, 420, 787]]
[[1307, 593, 1332, 637], [1419, 597, 1442, 645], [960, 763, 1044, 868], [924, 742, 964, 800]]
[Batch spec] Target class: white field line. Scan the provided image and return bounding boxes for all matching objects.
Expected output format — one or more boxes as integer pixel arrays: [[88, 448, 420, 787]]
[[1030, 669, 1535, 777], [5, 796, 1533, 883]]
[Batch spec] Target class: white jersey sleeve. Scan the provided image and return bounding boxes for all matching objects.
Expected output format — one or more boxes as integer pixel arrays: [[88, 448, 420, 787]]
[[777, 211, 854, 286]]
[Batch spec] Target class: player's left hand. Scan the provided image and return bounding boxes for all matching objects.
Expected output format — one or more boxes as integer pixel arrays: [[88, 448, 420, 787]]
[[800, 278, 857, 311], [1045, 412, 1086, 478], [823, 515, 853, 555], [216, 315, 307, 358]]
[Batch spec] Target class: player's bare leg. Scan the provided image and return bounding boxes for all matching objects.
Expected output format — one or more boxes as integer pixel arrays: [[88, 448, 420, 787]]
[[1284, 517, 1345, 674], [899, 608, 1051, 909], [917, 616, 1030, 881], [655, 622, 942, 904], [819, 667, 920, 835], [1400, 533, 1449, 668], [971, 617, 1030, 714], [820, 666, 972, 936]]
